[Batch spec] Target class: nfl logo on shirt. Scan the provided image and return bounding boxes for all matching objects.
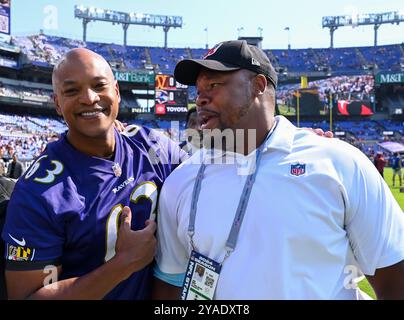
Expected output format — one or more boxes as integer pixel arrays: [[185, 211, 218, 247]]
[[290, 163, 306, 177]]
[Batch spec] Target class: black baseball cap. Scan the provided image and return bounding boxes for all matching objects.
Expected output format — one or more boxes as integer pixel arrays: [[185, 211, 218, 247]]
[[174, 40, 278, 88]]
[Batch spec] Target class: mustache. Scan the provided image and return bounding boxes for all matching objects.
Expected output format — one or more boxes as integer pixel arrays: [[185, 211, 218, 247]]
[[197, 109, 220, 117]]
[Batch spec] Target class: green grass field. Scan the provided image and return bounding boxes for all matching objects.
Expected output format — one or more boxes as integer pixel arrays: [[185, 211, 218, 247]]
[[384, 167, 404, 211], [358, 167, 403, 299], [278, 104, 296, 116]]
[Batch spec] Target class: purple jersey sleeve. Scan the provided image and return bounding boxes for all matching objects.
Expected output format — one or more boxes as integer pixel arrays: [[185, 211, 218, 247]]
[[2, 152, 84, 271]]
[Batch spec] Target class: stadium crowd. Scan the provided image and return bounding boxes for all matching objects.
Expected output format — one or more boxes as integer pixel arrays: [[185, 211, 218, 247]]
[[276, 74, 375, 110], [0, 83, 53, 103], [0, 110, 402, 165], [9, 34, 404, 74]]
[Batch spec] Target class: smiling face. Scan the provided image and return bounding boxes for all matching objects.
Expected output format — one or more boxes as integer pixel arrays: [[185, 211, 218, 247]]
[[52, 48, 120, 147]]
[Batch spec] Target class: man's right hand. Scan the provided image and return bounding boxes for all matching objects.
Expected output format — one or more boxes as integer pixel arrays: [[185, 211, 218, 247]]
[[5, 206, 156, 299], [114, 206, 157, 279]]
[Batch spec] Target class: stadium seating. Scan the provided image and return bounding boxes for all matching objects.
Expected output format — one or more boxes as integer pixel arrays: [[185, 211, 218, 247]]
[[1, 109, 401, 162], [0, 84, 52, 103], [11, 35, 404, 73], [148, 47, 189, 74], [1, 34, 403, 165], [0, 113, 65, 161]]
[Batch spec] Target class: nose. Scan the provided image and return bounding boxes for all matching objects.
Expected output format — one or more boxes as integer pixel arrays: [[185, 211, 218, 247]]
[[195, 91, 209, 107], [79, 88, 100, 105]]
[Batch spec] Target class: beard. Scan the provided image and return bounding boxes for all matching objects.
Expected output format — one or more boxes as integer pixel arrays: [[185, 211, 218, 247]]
[[201, 102, 253, 150], [201, 127, 253, 156]]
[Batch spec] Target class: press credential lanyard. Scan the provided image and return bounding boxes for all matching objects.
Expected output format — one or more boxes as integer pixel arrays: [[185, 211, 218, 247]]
[[188, 123, 277, 261]]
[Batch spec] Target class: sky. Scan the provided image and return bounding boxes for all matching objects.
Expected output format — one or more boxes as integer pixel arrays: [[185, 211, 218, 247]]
[[10, 0, 404, 49]]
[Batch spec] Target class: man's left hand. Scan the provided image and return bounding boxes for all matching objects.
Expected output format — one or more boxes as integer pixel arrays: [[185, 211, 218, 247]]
[[114, 120, 127, 133], [304, 127, 334, 138]]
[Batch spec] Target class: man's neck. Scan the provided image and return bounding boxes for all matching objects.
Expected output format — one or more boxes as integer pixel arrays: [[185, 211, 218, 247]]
[[239, 116, 276, 156], [66, 129, 116, 159]]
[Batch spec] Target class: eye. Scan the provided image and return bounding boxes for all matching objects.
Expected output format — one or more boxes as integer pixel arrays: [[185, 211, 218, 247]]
[[209, 82, 221, 89], [196, 82, 223, 98], [63, 88, 78, 96], [94, 83, 107, 91]]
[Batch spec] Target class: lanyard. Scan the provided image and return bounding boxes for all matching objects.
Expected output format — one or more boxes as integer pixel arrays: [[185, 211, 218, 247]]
[[188, 123, 277, 264]]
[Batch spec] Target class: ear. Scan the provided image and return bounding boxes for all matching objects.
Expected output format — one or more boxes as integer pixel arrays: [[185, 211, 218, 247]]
[[253, 74, 267, 96], [54, 94, 63, 116], [115, 80, 121, 103]]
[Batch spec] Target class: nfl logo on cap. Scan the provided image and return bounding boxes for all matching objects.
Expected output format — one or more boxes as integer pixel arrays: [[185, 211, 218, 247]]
[[203, 42, 223, 59], [290, 163, 306, 176]]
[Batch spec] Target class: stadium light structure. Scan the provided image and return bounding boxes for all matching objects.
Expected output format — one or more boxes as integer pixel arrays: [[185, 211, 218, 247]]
[[284, 27, 291, 50], [204, 27, 208, 49], [322, 11, 404, 48], [74, 5, 183, 48], [237, 27, 244, 38]]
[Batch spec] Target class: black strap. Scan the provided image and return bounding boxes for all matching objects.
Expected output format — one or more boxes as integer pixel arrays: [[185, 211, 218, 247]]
[[5, 259, 62, 271]]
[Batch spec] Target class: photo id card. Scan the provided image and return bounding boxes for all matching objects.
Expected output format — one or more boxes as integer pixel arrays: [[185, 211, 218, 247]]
[[180, 250, 222, 300]]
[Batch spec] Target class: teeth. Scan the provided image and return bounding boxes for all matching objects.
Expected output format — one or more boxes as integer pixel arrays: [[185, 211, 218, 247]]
[[81, 111, 101, 116]]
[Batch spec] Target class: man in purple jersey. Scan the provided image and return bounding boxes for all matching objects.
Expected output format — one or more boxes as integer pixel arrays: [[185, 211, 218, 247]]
[[1, 48, 186, 299]]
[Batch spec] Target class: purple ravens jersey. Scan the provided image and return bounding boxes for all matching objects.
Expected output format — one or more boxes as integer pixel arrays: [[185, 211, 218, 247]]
[[2, 127, 187, 299]]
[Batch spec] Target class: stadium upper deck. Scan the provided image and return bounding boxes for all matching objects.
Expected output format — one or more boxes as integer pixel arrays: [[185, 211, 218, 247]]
[[7, 34, 404, 76]]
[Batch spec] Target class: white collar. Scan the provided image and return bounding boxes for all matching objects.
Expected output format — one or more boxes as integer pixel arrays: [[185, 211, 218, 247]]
[[261, 115, 294, 154], [201, 115, 295, 161]]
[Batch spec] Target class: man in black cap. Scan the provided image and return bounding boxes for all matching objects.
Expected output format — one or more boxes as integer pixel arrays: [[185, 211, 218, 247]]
[[152, 40, 404, 300]]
